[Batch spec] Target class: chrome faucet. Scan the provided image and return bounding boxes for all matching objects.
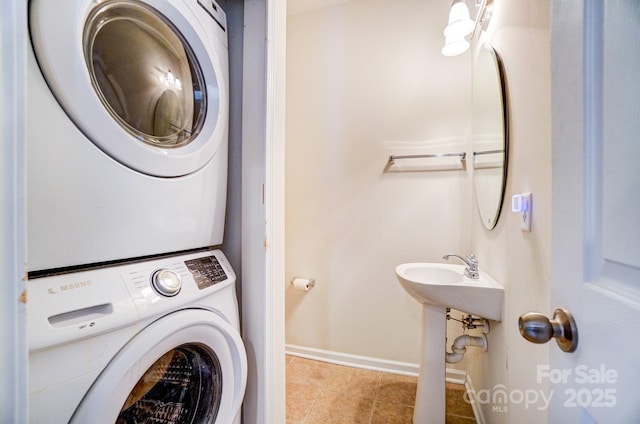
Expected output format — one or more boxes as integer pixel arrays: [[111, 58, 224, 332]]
[[443, 253, 479, 279]]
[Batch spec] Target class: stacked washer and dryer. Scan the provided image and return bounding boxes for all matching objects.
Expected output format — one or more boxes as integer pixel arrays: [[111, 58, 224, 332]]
[[26, 0, 247, 422]]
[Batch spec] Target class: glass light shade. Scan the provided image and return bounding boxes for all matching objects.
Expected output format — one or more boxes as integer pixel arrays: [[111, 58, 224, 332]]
[[444, 2, 474, 38], [441, 35, 470, 56]]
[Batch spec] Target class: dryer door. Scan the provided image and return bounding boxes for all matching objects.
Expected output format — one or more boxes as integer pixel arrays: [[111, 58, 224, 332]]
[[29, 0, 228, 177], [70, 309, 247, 424]]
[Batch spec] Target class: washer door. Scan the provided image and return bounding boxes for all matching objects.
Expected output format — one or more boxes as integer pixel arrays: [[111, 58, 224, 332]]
[[29, 0, 227, 177], [71, 310, 247, 424]]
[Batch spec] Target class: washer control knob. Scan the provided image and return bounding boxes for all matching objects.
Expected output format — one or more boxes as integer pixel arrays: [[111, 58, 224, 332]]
[[151, 269, 182, 297]]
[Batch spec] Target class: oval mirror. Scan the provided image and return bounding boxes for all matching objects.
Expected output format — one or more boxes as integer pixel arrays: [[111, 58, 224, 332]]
[[472, 43, 508, 230]]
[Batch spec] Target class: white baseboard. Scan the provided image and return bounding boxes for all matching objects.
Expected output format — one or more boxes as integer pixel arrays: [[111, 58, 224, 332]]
[[285, 344, 420, 376], [464, 372, 485, 424], [285, 344, 471, 389]]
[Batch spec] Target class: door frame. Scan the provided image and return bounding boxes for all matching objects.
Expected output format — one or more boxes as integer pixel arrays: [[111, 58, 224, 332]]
[[241, 0, 286, 423], [0, 0, 28, 422]]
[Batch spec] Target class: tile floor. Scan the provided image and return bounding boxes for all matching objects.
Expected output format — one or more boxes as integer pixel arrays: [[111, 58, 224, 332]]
[[286, 355, 476, 424]]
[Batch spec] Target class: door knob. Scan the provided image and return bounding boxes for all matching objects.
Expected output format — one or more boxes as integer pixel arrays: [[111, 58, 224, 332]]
[[518, 308, 578, 352]]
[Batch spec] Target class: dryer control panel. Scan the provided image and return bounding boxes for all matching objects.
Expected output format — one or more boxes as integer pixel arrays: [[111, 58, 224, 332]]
[[27, 249, 237, 352], [185, 255, 228, 290]]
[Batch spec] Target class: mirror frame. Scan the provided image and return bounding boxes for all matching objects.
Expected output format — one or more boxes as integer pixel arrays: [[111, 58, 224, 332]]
[[472, 43, 509, 230]]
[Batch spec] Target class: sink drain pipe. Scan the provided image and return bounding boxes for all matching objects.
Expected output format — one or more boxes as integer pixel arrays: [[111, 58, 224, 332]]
[[446, 334, 488, 363], [445, 315, 490, 364]]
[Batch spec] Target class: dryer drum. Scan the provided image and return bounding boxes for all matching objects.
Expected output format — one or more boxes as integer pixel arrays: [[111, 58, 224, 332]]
[[84, 0, 207, 148], [117, 344, 223, 423], [28, 0, 227, 180]]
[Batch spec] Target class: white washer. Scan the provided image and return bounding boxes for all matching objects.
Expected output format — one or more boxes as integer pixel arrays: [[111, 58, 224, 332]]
[[28, 249, 247, 424], [27, 0, 230, 272]]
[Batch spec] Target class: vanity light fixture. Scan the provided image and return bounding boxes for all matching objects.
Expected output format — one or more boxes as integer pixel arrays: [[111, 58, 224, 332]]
[[442, 34, 470, 57], [443, 0, 474, 38], [441, 0, 494, 56]]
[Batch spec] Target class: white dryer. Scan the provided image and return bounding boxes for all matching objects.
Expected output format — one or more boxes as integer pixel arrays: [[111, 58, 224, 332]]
[[27, 0, 230, 272], [28, 249, 247, 423]]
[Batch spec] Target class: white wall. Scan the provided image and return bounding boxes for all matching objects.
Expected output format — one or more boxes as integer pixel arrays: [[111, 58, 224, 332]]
[[468, 0, 552, 423], [285, 0, 472, 365]]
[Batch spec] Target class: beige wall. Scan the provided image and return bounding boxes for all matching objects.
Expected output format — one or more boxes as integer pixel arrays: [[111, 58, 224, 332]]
[[467, 0, 552, 422], [285, 0, 472, 364]]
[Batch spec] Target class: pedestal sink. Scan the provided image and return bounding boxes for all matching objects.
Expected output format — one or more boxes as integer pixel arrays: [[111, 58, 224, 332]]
[[395, 262, 504, 424]]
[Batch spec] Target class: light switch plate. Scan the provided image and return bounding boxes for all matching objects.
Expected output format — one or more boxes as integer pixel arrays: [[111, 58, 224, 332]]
[[520, 193, 532, 232], [512, 192, 532, 232]]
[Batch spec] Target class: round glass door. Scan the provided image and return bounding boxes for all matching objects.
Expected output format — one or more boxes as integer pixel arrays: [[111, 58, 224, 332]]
[[117, 344, 222, 423], [84, 0, 207, 148], [68, 310, 245, 423]]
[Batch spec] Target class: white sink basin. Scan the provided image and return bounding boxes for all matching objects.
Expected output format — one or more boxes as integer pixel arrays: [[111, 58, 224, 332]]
[[395, 262, 504, 321]]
